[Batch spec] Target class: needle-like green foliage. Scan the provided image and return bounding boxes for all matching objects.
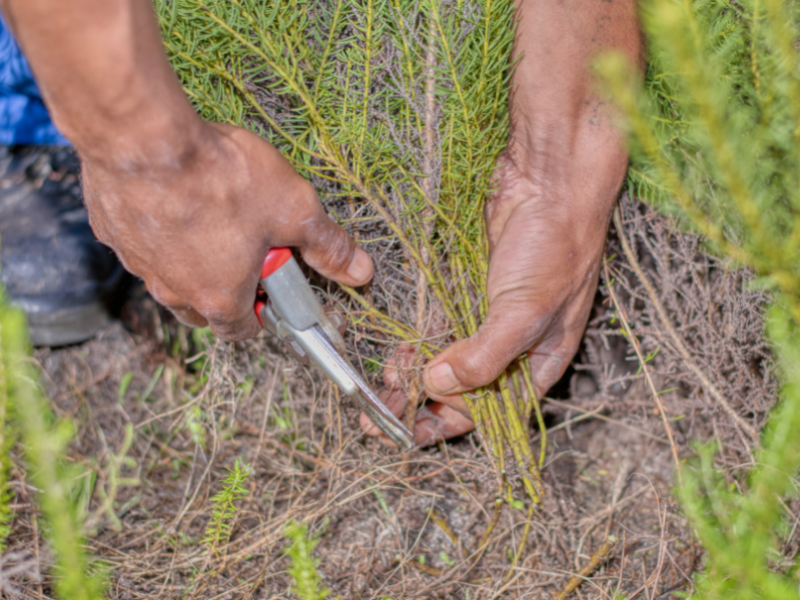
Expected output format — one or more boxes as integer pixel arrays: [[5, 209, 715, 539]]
[[154, 0, 546, 503], [284, 521, 329, 600], [600, 0, 800, 596], [203, 457, 250, 554], [0, 313, 14, 552], [1, 288, 106, 600]]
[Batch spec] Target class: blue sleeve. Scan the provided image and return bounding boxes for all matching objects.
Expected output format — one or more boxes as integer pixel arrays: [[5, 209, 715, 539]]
[[0, 13, 70, 146]]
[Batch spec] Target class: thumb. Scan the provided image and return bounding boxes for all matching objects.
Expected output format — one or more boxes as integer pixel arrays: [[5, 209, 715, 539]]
[[299, 215, 374, 287], [423, 294, 548, 396]]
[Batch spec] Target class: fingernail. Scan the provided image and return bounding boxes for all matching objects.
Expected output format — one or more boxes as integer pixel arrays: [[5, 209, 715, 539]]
[[384, 366, 399, 389], [361, 415, 380, 436], [427, 362, 460, 395], [347, 249, 373, 284]]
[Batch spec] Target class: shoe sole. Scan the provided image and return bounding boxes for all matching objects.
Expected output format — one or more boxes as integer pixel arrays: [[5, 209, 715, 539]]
[[27, 301, 112, 347]]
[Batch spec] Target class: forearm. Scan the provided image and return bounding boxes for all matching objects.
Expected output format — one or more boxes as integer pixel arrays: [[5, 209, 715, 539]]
[[0, 0, 201, 166], [0, 0, 371, 344], [509, 0, 642, 186]]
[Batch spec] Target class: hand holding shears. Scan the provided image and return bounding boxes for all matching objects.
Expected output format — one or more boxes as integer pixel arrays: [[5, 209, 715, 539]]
[[254, 248, 415, 450]]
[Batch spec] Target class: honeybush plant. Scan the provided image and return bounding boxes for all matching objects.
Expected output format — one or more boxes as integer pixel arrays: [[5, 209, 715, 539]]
[[0, 289, 106, 599], [284, 521, 330, 600], [601, 0, 800, 596], [154, 0, 800, 592], [203, 457, 251, 555], [0, 314, 14, 552], [154, 0, 546, 505]]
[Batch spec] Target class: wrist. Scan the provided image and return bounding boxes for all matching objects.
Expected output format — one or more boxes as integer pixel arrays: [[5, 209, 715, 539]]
[[67, 99, 207, 173], [505, 95, 627, 228], [4, 0, 206, 170]]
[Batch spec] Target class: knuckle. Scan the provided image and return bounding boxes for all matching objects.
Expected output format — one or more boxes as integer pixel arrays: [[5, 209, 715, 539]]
[[537, 341, 580, 387], [146, 280, 182, 309], [322, 234, 354, 271], [208, 324, 239, 342], [454, 344, 504, 388], [209, 316, 260, 342], [306, 220, 354, 271], [195, 295, 241, 323], [169, 308, 207, 329], [453, 319, 533, 389]]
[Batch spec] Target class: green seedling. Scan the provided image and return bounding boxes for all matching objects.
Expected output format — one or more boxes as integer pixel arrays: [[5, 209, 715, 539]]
[[117, 372, 133, 404], [0, 333, 15, 552], [372, 488, 392, 518], [203, 458, 251, 556], [284, 521, 330, 600], [140, 364, 164, 403], [184, 404, 206, 448], [599, 0, 800, 595], [4, 288, 107, 599]]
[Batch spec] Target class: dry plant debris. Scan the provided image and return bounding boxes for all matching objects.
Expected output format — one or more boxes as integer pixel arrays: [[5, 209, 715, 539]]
[[1, 194, 788, 599]]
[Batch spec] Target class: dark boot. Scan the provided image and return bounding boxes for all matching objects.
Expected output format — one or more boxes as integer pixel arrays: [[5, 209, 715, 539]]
[[0, 146, 124, 346]]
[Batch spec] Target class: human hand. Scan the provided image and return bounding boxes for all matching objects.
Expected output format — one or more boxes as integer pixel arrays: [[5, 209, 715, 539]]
[[361, 0, 640, 446], [362, 136, 627, 445], [81, 120, 373, 341], [2, 0, 373, 341]]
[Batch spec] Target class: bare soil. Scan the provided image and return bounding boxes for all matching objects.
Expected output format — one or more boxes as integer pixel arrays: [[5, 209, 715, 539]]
[[2, 195, 782, 599]]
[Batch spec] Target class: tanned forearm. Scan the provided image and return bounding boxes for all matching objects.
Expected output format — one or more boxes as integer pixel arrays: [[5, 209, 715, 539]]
[[0, 0, 201, 167], [0, 0, 373, 342], [509, 0, 642, 188]]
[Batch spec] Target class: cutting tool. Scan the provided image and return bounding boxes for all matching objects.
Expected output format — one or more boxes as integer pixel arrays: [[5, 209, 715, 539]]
[[254, 247, 415, 451]]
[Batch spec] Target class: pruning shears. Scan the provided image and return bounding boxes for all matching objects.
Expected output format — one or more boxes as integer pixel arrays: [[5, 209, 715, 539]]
[[254, 247, 415, 451]]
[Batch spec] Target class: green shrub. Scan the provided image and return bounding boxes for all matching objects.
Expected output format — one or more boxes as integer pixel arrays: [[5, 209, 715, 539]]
[[0, 311, 15, 552], [284, 521, 330, 600], [0, 290, 106, 599], [601, 0, 800, 596], [203, 457, 251, 554], [154, 0, 546, 504]]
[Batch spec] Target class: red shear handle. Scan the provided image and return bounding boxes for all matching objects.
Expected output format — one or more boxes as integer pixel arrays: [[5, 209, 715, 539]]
[[254, 295, 267, 327], [261, 247, 292, 279], [254, 247, 293, 327]]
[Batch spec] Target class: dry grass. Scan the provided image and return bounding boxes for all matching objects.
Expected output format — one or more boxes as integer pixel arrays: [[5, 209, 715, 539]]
[[1, 194, 787, 599]]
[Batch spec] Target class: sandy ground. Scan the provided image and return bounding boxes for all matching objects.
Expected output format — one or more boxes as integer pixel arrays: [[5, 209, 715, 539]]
[[3, 196, 781, 599]]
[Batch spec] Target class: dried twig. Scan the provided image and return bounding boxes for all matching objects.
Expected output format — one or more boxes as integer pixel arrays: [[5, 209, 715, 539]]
[[552, 535, 617, 600], [603, 253, 683, 481], [612, 205, 759, 442]]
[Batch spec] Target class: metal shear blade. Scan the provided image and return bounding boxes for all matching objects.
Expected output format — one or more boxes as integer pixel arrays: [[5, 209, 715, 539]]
[[257, 249, 415, 451], [301, 325, 415, 451]]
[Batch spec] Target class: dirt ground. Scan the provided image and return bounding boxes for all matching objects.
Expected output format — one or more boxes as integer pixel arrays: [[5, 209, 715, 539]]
[[2, 195, 784, 599]]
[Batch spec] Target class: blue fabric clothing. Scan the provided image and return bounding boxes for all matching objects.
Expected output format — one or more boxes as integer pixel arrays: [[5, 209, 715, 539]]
[[0, 14, 69, 146]]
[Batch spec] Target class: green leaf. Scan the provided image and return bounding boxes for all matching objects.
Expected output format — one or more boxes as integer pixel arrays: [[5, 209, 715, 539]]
[[117, 372, 133, 404]]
